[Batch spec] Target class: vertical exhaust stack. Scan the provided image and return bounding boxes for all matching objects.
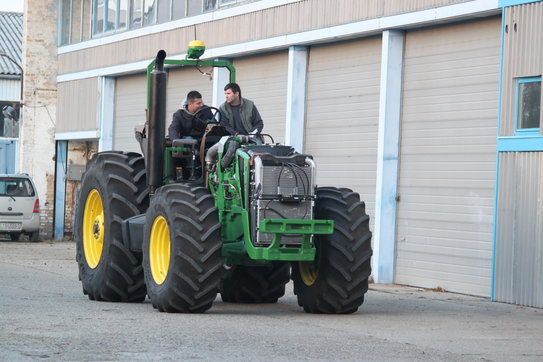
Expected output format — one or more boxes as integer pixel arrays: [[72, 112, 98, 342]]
[[148, 50, 167, 194]]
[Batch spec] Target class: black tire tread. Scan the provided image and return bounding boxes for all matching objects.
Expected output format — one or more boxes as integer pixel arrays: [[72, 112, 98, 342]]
[[292, 187, 372, 314], [75, 151, 149, 303], [143, 183, 223, 313]]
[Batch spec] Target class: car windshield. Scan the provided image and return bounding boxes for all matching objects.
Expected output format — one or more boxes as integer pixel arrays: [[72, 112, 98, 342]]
[[0, 177, 35, 197]]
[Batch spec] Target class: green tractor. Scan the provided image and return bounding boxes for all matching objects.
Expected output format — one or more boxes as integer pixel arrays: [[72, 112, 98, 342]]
[[74, 43, 372, 314]]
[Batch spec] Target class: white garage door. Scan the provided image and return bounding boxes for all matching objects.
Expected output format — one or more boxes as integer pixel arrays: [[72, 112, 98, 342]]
[[234, 51, 288, 144], [395, 18, 501, 297], [304, 38, 381, 225], [114, 67, 214, 153], [114, 73, 147, 153], [166, 66, 214, 122]]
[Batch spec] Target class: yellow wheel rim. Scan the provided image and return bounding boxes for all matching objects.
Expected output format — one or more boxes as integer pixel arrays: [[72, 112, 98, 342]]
[[299, 261, 319, 286], [149, 216, 171, 285], [83, 189, 104, 269]]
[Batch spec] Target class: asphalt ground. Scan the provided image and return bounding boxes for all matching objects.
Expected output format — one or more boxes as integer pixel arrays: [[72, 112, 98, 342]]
[[1, 240, 542, 361]]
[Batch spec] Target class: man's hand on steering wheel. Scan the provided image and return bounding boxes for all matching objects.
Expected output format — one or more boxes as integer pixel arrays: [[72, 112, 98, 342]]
[[194, 106, 223, 125]]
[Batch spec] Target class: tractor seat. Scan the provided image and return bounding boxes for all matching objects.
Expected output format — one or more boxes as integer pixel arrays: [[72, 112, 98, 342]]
[[171, 138, 199, 158]]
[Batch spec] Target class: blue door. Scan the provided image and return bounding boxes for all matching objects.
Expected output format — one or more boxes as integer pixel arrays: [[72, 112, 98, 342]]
[[0, 139, 17, 173]]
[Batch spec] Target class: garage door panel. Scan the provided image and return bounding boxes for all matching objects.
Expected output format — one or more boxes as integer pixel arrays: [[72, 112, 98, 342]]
[[114, 68, 213, 153], [401, 143, 496, 155], [400, 226, 493, 245], [305, 38, 381, 231], [397, 263, 491, 283], [406, 52, 498, 72], [234, 52, 288, 144], [400, 133, 496, 145], [113, 73, 147, 153], [395, 18, 501, 297], [166, 68, 213, 118]]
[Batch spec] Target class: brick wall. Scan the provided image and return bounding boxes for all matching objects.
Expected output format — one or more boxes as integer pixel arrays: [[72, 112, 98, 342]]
[[21, 0, 58, 240]]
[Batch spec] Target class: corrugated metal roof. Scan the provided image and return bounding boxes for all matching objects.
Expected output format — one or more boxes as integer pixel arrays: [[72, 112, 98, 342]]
[[0, 12, 23, 77]]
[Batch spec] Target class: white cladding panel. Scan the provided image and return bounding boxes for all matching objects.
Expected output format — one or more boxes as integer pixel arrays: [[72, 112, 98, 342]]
[[233, 52, 288, 144], [495, 152, 543, 308], [113, 68, 213, 153], [0, 79, 21, 101], [304, 38, 381, 226], [395, 18, 501, 296]]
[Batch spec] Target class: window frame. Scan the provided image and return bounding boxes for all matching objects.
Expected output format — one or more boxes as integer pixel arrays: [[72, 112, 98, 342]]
[[514, 76, 542, 136]]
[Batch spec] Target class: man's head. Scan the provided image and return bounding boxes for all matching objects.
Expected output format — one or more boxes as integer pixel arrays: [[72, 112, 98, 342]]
[[224, 83, 241, 106], [186, 90, 204, 114]]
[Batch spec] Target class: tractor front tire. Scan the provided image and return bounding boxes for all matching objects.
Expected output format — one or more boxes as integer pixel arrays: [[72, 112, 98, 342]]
[[219, 262, 290, 303], [143, 183, 223, 313], [75, 151, 149, 302], [292, 187, 372, 314]]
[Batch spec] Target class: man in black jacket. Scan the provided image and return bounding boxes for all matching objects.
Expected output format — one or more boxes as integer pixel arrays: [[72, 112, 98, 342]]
[[168, 90, 213, 140]]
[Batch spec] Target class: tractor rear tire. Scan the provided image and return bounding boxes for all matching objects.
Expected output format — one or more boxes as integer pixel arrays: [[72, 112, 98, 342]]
[[75, 151, 149, 302], [219, 262, 290, 303], [143, 183, 223, 313], [291, 187, 372, 314]]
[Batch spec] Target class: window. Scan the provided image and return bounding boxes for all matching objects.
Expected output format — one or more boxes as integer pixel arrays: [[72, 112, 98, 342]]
[[58, 0, 260, 45], [59, 0, 72, 45], [94, 0, 105, 34], [119, 0, 128, 29], [129, 0, 142, 28], [0, 102, 20, 138], [105, 0, 117, 31], [187, 0, 203, 16], [59, 0, 92, 45], [0, 177, 35, 197], [157, 0, 172, 23], [172, 0, 186, 19], [93, 0, 128, 35], [82, 0, 92, 41], [515, 77, 541, 135], [143, 0, 157, 26], [219, 0, 242, 7], [204, 0, 217, 11]]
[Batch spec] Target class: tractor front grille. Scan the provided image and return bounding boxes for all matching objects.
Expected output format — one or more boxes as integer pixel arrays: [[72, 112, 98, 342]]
[[254, 199, 313, 245], [250, 157, 316, 246], [260, 166, 314, 197]]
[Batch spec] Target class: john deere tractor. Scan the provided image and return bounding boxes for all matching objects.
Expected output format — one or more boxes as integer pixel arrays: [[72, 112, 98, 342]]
[[74, 42, 372, 314]]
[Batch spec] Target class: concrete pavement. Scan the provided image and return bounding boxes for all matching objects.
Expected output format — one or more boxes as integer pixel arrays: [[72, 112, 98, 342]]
[[0, 240, 541, 361]]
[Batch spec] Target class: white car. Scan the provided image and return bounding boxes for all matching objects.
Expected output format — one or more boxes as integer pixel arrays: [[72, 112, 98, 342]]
[[0, 174, 40, 241]]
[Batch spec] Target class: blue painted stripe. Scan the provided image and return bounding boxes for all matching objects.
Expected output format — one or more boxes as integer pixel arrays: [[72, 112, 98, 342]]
[[54, 141, 68, 241], [499, 0, 541, 7], [497, 136, 543, 152], [491, 13, 508, 302]]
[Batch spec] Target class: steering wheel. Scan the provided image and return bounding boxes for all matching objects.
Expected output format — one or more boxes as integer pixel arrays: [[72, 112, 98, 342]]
[[194, 106, 223, 125]]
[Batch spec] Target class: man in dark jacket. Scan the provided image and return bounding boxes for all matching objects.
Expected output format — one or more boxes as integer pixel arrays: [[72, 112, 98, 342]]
[[219, 83, 263, 135], [168, 90, 214, 140]]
